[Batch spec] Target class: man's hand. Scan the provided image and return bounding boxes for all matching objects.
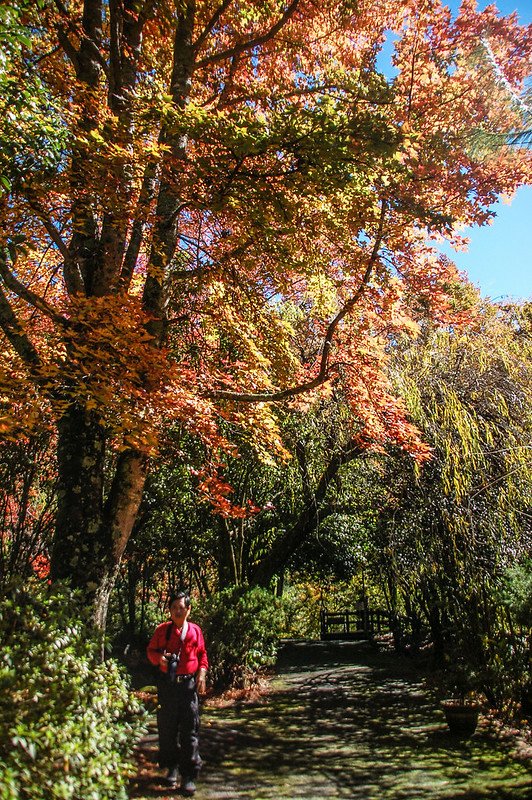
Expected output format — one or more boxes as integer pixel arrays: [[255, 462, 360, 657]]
[[196, 668, 207, 695]]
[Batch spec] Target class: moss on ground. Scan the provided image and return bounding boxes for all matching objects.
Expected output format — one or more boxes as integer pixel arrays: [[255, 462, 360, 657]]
[[131, 640, 531, 799]]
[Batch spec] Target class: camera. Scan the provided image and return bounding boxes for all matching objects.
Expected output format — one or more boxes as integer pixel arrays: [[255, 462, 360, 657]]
[[167, 652, 178, 682]]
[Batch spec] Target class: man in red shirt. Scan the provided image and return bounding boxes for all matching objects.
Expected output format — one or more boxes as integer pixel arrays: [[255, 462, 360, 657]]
[[147, 591, 208, 796]]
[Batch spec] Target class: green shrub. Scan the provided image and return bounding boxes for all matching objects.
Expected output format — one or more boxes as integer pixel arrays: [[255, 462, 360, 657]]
[[500, 558, 532, 629], [277, 582, 321, 639], [195, 586, 281, 689], [0, 582, 147, 800]]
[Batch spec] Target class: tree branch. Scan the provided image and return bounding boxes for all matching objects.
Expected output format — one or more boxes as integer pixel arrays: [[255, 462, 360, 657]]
[[0, 258, 69, 327], [0, 284, 42, 369], [54, 0, 109, 80], [194, 0, 234, 54], [32, 208, 70, 261], [195, 0, 301, 70], [251, 438, 365, 586], [208, 199, 388, 403], [27, 202, 85, 295], [56, 27, 80, 72], [171, 234, 255, 280], [295, 439, 314, 506], [108, 0, 123, 107], [217, 52, 241, 109]]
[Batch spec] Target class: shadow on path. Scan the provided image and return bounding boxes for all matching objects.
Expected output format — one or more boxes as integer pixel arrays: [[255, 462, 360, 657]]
[[131, 640, 531, 800]]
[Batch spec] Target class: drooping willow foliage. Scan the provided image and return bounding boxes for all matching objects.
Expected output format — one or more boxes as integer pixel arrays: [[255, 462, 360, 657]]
[[376, 302, 532, 705]]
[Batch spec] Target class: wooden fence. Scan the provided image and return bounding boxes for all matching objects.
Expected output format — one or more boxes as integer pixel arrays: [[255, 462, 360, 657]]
[[320, 608, 392, 640]]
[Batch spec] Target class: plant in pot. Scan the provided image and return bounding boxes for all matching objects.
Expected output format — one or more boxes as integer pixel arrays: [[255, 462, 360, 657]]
[[439, 660, 484, 737]]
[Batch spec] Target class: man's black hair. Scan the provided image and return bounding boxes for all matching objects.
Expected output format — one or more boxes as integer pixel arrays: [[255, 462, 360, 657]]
[[168, 590, 191, 608]]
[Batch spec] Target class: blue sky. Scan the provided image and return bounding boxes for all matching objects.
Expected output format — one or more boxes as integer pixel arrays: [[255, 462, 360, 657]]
[[442, 1, 531, 301], [379, 1, 531, 301], [438, 186, 531, 302]]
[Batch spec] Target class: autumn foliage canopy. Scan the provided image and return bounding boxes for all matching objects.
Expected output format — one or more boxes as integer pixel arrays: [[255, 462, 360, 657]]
[[0, 0, 530, 609]]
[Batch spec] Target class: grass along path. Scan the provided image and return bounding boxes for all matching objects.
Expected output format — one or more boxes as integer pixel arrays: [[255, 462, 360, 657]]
[[131, 640, 531, 800]]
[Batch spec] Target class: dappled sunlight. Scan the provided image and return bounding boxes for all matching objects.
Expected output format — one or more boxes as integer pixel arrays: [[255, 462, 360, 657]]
[[131, 641, 531, 799]]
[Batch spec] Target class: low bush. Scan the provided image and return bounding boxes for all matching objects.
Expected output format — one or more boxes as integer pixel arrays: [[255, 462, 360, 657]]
[[277, 582, 321, 639], [500, 558, 532, 629], [195, 586, 281, 689], [0, 582, 146, 800]]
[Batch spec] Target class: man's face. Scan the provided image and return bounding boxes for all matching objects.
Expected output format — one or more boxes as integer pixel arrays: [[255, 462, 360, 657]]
[[170, 597, 190, 626]]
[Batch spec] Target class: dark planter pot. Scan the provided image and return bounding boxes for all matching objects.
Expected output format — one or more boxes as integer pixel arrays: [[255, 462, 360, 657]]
[[521, 685, 532, 716], [441, 701, 480, 737]]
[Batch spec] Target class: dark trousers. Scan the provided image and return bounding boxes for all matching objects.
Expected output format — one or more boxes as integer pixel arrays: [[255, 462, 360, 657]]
[[157, 676, 202, 779]]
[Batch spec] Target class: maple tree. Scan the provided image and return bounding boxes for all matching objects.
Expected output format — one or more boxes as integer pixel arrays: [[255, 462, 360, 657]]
[[0, 0, 530, 628]]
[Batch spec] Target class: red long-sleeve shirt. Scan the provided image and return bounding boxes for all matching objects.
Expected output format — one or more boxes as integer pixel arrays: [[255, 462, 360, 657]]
[[146, 621, 208, 675]]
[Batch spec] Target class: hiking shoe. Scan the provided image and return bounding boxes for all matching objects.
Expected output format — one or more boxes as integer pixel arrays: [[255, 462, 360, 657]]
[[165, 768, 178, 788], [180, 777, 196, 796]]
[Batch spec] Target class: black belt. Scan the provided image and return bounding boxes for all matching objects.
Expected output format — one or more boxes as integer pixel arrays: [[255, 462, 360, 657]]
[[174, 673, 195, 682]]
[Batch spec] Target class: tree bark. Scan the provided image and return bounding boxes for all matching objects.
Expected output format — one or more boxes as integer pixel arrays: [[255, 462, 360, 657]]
[[51, 403, 147, 633], [51, 403, 107, 589], [217, 518, 239, 588]]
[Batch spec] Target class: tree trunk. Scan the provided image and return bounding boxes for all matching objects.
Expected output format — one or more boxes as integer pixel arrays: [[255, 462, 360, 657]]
[[51, 403, 107, 588], [49, 6, 196, 634], [51, 403, 147, 633], [251, 441, 364, 587], [421, 586, 446, 664], [217, 518, 239, 589], [250, 503, 323, 588]]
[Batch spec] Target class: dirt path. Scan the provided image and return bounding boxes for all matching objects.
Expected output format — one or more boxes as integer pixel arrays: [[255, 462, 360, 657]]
[[131, 640, 531, 800]]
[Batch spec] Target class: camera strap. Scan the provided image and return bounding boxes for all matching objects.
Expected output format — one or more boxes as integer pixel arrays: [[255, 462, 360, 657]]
[[165, 620, 189, 681], [165, 619, 188, 648]]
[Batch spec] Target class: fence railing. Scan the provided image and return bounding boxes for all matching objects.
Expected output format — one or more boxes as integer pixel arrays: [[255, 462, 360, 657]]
[[320, 608, 392, 640]]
